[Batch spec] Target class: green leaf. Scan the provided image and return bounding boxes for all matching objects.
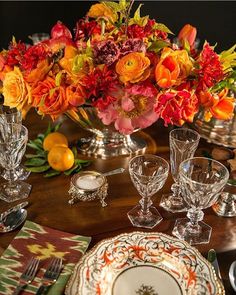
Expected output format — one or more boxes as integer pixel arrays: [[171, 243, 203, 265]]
[[37, 134, 45, 141], [72, 146, 78, 158], [26, 165, 50, 173], [27, 141, 43, 151], [75, 159, 91, 165], [34, 138, 43, 145], [154, 23, 173, 34], [55, 71, 63, 87], [44, 170, 61, 178], [25, 151, 46, 159], [44, 122, 52, 137], [133, 4, 142, 21], [64, 164, 81, 176], [148, 40, 170, 53], [104, 1, 121, 12], [228, 179, 236, 185], [53, 122, 62, 132], [25, 158, 47, 167]]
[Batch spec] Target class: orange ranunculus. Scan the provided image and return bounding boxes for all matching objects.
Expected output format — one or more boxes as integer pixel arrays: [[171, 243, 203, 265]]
[[155, 48, 193, 88], [199, 89, 235, 122], [116, 52, 151, 84], [31, 77, 69, 120], [178, 24, 197, 47], [87, 3, 117, 22], [25, 60, 52, 85], [66, 83, 86, 107], [3, 67, 31, 118]]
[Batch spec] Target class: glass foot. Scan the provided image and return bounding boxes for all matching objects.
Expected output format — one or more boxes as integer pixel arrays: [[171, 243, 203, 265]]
[[127, 205, 163, 229], [1, 165, 31, 181], [159, 193, 188, 213], [0, 181, 32, 203], [172, 218, 212, 245]]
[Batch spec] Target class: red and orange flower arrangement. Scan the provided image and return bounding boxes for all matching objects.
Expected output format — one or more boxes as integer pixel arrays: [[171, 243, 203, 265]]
[[0, 1, 235, 134]]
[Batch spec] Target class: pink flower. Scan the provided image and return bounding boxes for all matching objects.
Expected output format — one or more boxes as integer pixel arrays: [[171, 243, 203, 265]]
[[97, 82, 159, 134]]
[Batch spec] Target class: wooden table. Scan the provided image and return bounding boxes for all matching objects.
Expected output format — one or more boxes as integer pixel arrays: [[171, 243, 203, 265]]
[[0, 111, 235, 294]]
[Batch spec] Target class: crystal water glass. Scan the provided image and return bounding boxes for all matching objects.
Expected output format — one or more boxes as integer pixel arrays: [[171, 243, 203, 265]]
[[172, 157, 229, 245], [160, 128, 200, 213], [127, 154, 169, 229], [0, 123, 31, 202], [0, 105, 30, 181]]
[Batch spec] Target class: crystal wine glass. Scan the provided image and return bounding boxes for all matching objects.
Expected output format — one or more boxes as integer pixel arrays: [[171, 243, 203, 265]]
[[127, 154, 169, 229], [0, 105, 30, 181], [0, 123, 31, 202], [160, 128, 200, 213], [172, 157, 229, 245]]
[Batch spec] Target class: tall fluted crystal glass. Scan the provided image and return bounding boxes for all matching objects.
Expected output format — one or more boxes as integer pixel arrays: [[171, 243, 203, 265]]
[[127, 154, 169, 229], [0, 105, 30, 180], [160, 128, 200, 213], [0, 123, 31, 202], [172, 157, 229, 245]]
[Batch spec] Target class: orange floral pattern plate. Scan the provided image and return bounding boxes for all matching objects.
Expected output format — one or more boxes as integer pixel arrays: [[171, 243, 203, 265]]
[[66, 232, 224, 295]]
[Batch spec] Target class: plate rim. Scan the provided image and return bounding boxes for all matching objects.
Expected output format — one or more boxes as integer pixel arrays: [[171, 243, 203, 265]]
[[65, 231, 224, 295]]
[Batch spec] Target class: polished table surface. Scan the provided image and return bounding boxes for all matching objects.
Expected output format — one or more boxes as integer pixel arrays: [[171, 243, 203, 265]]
[[0, 110, 235, 294]]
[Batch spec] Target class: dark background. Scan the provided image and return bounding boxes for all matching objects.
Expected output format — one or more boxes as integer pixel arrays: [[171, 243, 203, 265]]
[[0, 1, 235, 52]]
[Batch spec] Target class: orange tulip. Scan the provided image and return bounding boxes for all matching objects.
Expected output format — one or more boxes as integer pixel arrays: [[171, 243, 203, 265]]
[[66, 83, 86, 107], [199, 89, 235, 122], [178, 24, 197, 47], [116, 52, 150, 84], [155, 48, 193, 88]]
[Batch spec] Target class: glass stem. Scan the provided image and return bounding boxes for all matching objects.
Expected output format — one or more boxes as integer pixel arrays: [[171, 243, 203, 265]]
[[186, 208, 204, 235], [8, 168, 16, 185], [139, 190, 152, 216]]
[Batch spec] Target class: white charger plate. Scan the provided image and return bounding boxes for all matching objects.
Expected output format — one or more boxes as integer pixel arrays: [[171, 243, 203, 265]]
[[65, 232, 224, 295]]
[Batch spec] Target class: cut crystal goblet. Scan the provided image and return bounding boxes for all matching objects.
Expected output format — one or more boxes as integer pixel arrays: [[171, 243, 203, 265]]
[[127, 154, 169, 229], [160, 128, 200, 213], [0, 105, 30, 181], [172, 157, 229, 245], [0, 123, 31, 202]]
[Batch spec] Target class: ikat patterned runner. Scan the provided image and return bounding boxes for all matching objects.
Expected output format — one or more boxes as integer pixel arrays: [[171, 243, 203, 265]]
[[0, 220, 91, 294]]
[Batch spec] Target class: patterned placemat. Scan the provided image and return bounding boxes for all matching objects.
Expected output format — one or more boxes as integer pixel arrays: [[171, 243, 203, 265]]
[[0, 220, 91, 295]]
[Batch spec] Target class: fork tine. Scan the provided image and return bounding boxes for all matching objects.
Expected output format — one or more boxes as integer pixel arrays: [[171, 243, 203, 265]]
[[25, 258, 39, 278]]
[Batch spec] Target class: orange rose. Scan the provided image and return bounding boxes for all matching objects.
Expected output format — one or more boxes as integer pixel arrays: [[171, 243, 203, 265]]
[[116, 52, 150, 83], [66, 83, 86, 107], [3, 67, 31, 118], [199, 89, 234, 122], [155, 48, 193, 88], [25, 60, 52, 85], [31, 77, 69, 120], [87, 3, 117, 22]]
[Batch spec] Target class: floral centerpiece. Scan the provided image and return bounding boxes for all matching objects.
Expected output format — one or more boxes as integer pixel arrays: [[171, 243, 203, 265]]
[[0, 0, 235, 156]]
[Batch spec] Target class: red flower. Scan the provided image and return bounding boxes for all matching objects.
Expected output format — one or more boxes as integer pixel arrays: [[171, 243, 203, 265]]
[[155, 90, 199, 126], [75, 19, 101, 40], [126, 19, 168, 40], [21, 43, 49, 72], [197, 43, 224, 91], [82, 66, 119, 111], [6, 41, 27, 67]]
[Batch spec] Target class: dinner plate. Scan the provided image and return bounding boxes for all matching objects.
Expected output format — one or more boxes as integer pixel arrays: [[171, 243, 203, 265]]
[[65, 232, 224, 295]]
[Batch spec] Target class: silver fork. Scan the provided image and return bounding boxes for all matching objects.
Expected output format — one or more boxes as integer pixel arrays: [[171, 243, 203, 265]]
[[35, 257, 63, 295], [13, 257, 40, 295]]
